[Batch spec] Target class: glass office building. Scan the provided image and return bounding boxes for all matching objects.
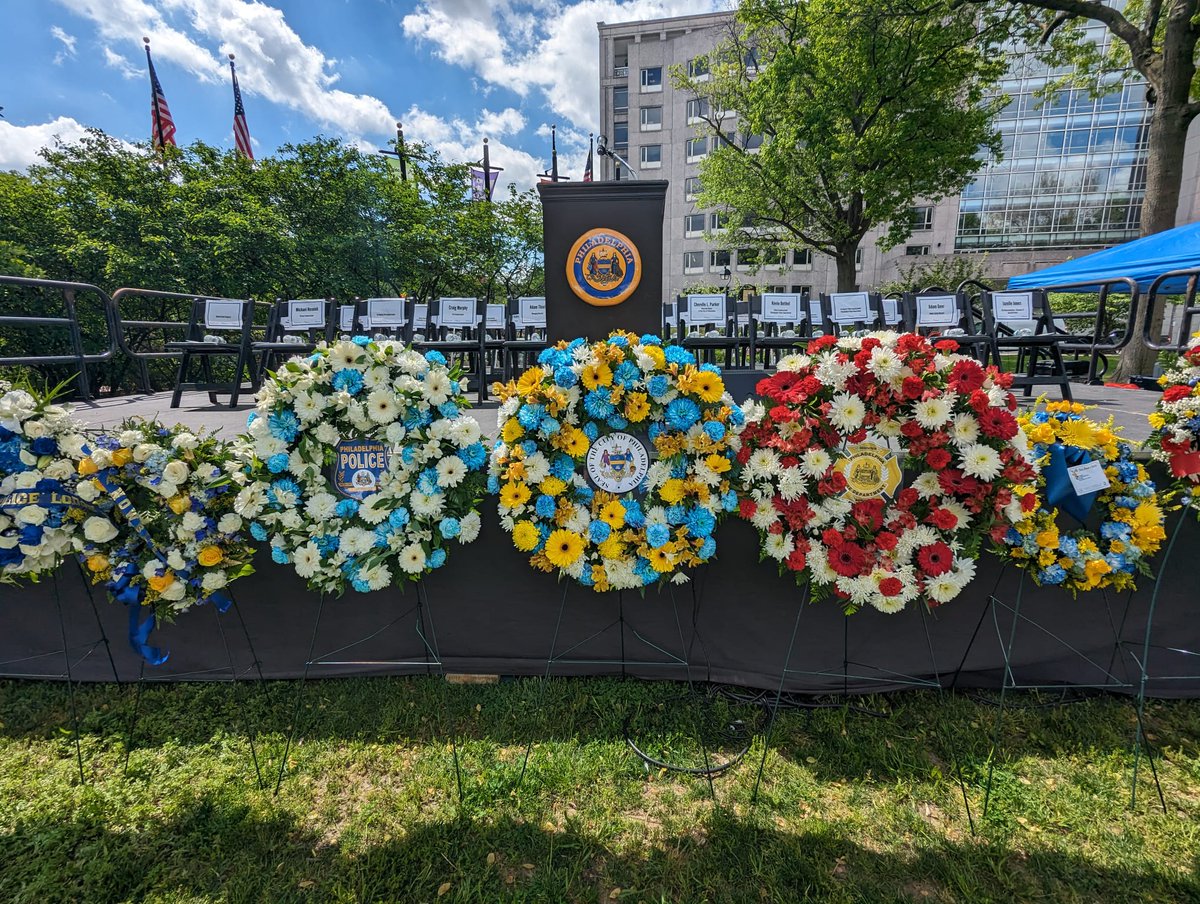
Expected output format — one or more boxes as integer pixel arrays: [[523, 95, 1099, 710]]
[[956, 30, 1150, 250]]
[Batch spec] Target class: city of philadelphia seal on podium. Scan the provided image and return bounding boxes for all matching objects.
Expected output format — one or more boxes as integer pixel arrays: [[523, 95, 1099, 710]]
[[566, 227, 642, 306]]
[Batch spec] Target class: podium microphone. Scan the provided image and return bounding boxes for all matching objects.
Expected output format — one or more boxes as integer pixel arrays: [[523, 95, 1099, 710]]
[[595, 134, 639, 180]]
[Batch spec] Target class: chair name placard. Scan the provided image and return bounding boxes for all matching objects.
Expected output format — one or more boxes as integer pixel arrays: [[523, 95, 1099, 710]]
[[287, 300, 325, 328], [412, 304, 429, 330], [518, 297, 546, 327], [830, 292, 870, 324], [338, 305, 355, 331], [486, 304, 507, 329], [808, 298, 823, 325], [992, 291, 1034, 323], [686, 294, 726, 323], [916, 295, 959, 328], [760, 293, 803, 323], [882, 298, 901, 325], [439, 298, 477, 328], [204, 300, 244, 329], [366, 298, 405, 327]]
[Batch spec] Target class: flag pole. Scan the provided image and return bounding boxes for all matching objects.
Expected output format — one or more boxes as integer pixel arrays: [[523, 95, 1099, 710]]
[[482, 137, 493, 202], [551, 124, 559, 182], [396, 121, 407, 181], [144, 37, 166, 153]]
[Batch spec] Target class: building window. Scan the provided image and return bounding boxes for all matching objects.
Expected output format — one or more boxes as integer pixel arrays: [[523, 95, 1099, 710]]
[[686, 98, 709, 124], [791, 285, 811, 296], [793, 248, 812, 268], [855, 248, 863, 271], [905, 244, 931, 256], [741, 133, 764, 150], [710, 250, 731, 269], [909, 206, 934, 231], [684, 176, 702, 199], [687, 56, 709, 79], [640, 67, 662, 92], [613, 122, 628, 146], [684, 214, 706, 236], [736, 248, 759, 270], [640, 106, 662, 131], [639, 144, 662, 168], [683, 251, 704, 273], [710, 212, 729, 230], [762, 248, 786, 267], [613, 86, 628, 113], [686, 137, 708, 161]]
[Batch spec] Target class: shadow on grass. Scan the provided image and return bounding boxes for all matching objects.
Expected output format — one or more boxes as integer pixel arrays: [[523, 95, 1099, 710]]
[[1, 793, 1197, 904]]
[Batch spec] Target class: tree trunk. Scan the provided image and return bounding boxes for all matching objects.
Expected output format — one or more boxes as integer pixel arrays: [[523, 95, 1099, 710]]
[[834, 243, 859, 293], [1114, 96, 1194, 379]]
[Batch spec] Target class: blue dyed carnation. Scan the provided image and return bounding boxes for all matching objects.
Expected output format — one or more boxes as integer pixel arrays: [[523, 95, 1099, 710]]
[[332, 369, 364, 395], [429, 547, 447, 568], [665, 398, 701, 431], [664, 345, 695, 366], [266, 453, 290, 474], [425, 350, 447, 365], [589, 520, 611, 543], [646, 523, 670, 548], [335, 499, 359, 518], [439, 518, 461, 539], [535, 495, 557, 519], [703, 421, 726, 441]]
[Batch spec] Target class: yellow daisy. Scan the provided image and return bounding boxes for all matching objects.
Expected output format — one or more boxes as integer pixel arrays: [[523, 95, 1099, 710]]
[[544, 530, 585, 568], [499, 481, 532, 509], [581, 362, 613, 390]]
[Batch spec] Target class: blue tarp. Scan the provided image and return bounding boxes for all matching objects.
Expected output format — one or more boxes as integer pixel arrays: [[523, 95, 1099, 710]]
[[1006, 221, 1200, 294]]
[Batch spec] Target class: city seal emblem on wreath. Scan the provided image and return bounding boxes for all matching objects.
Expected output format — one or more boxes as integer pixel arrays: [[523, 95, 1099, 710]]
[[586, 431, 650, 494], [566, 228, 642, 306]]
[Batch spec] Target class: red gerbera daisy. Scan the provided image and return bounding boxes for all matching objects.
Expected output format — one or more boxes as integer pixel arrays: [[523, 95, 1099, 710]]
[[829, 541, 869, 577], [916, 542, 953, 576]]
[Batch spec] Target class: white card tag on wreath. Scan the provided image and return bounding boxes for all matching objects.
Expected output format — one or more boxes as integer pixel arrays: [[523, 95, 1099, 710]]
[[1066, 459, 1111, 496]]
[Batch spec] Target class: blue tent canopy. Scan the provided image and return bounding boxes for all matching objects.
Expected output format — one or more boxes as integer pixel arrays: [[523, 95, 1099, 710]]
[[1006, 221, 1200, 294]]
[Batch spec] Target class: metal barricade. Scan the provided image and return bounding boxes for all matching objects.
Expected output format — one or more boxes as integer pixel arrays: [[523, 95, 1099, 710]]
[[0, 275, 117, 400], [1141, 268, 1200, 352]]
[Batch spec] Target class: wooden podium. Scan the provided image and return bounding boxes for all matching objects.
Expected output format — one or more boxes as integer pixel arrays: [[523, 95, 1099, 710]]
[[537, 181, 668, 342]]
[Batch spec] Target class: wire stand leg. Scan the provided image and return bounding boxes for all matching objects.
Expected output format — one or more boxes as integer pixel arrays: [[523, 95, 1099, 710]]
[[672, 584, 715, 799], [983, 570, 1025, 819], [274, 592, 325, 795], [751, 584, 808, 805], [948, 566, 1008, 691], [76, 557, 120, 683], [52, 571, 87, 785], [415, 580, 463, 810], [122, 659, 146, 777], [1130, 501, 1188, 811], [515, 582, 570, 790], [213, 596, 265, 789], [920, 603, 975, 835]]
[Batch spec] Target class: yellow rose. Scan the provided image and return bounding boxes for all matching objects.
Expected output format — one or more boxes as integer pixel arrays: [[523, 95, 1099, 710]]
[[197, 546, 223, 567], [110, 448, 133, 467], [168, 496, 191, 515], [77, 457, 98, 476], [147, 571, 174, 593]]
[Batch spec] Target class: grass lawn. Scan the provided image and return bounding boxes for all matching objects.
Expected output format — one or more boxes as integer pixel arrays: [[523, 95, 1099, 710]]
[[1, 677, 1198, 903]]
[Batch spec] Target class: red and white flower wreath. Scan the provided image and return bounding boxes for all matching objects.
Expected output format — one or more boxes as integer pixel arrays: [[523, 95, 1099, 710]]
[[738, 332, 1039, 613]]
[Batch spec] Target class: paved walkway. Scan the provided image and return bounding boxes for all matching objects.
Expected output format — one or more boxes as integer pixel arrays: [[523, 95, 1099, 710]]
[[72, 380, 1158, 445]]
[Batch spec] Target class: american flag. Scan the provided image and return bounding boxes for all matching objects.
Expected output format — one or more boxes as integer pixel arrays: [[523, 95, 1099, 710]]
[[582, 140, 593, 182], [143, 39, 176, 149], [229, 55, 253, 160]]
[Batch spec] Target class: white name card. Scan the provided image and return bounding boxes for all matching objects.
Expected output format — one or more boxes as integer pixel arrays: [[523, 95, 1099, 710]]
[[882, 298, 900, 325], [412, 303, 429, 329], [204, 300, 243, 328], [486, 304, 507, 329], [830, 292, 870, 323], [808, 298, 823, 324], [687, 294, 726, 323], [760, 293, 802, 323], [338, 305, 355, 331], [518, 297, 546, 327], [916, 294, 959, 327], [993, 291, 1033, 323], [366, 298, 405, 327], [287, 300, 325, 328], [439, 297, 476, 327], [1067, 459, 1111, 496]]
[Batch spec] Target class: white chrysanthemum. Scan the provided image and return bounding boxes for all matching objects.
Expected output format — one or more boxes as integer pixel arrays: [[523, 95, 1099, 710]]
[[751, 505, 779, 531], [448, 417, 481, 447], [437, 456, 467, 488], [874, 418, 903, 438], [911, 471, 942, 500], [523, 453, 551, 485], [423, 370, 453, 405], [778, 468, 807, 501], [950, 413, 980, 446], [828, 393, 866, 433], [364, 563, 392, 591], [410, 491, 444, 518], [866, 347, 903, 381], [458, 511, 481, 544], [363, 366, 392, 391], [747, 448, 781, 479], [800, 448, 832, 478], [398, 543, 427, 574], [305, 492, 337, 522], [339, 527, 375, 557], [293, 542, 322, 578], [914, 398, 952, 429], [960, 444, 1002, 481], [764, 532, 790, 561], [293, 392, 325, 423]]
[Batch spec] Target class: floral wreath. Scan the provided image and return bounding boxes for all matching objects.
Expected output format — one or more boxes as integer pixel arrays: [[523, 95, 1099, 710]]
[[739, 332, 1038, 612], [233, 337, 487, 594], [999, 401, 1165, 594], [70, 420, 255, 631], [1146, 332, 1200, 501], [489, 332, 743, 591], [0, 379, 100, 581]]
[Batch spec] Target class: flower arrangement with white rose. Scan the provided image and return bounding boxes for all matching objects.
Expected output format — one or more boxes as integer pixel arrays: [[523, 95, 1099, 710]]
[[231, 336, 488, 595], [0, 378, 107, 582], [70, 419, 255, 619]]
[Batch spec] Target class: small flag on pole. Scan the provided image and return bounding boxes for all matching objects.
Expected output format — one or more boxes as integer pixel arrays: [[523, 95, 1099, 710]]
[[583, 134, 593, 182], [469, 167, 499, 201], [229, 54, 253, 160], [143, 37, 176, 150]]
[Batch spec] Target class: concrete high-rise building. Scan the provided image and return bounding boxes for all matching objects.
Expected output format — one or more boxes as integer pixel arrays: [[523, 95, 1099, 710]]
[[596, 11, 1200, 301]]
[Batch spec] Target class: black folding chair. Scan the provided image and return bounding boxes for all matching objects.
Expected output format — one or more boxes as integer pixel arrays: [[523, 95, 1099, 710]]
[[749, 292, 811, 368], [503, 296, 548, 382], [353, 297, 409, 345], [410, 297, 492, 403], [818, 291, 882, 336], [677, 293, 739, 367], [166, 298, 257, 408], [253, 298, 335, 375], [981, 289, 1073, 400], [901, 289, 993, 363]]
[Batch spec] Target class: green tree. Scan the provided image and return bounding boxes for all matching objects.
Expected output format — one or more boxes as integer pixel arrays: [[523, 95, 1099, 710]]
[[674, 0, 1008, 293], [980, 0, 1200, 379]]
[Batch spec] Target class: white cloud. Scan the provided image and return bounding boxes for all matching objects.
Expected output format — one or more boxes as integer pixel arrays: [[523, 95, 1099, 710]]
[[403, 105, 546, 193], [402, 0, 727, 131], [103, 47, 142, 79], [0, 117, 91, 171], [51, 26, 77, 65]]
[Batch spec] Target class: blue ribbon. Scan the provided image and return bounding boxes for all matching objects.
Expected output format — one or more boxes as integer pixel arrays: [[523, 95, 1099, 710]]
[[108, 563, 169, 666], [1044, 442, 1100, 523]]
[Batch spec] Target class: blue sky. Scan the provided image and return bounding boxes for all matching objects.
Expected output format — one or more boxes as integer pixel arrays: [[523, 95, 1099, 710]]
[[1, 0, 726, 191]]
